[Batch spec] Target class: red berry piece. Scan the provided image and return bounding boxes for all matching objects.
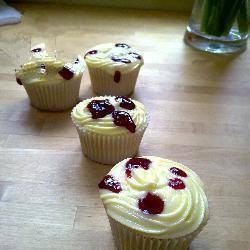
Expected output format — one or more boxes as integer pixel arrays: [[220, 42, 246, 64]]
[[125, 157, 151, 178], [120, 58, 131, 64], [168, 178, 185, 190], [115, 96, 135, 110], [58, 65, 75, 80], [114, 71, 121, 83], [138, 192, 164, 215], [112, 110, 136, 133], [111, 56, 131, 64], [31, 47, 42, 53], [115, 43, 131, 49], [170, 167, 187, 177], [98, 175, 122, 193], [16, 78, 22, 85], [111, 56, 120, 62], [84, 50, 98, 58], [87, 99, 115, 119], [129, 52, 142, 60]]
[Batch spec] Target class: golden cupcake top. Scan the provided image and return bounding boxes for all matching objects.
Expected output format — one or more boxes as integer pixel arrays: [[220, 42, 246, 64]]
[[71, 96, 148, 135], [84, 43, 144, 74], [15, 43, 85, 85], [98, 156, 209, 238]]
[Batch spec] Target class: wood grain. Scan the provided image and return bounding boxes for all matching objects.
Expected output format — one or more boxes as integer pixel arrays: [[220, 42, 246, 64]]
[[0, 3, 249, 250]]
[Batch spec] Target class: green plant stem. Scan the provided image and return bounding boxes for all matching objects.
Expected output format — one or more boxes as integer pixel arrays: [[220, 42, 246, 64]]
[[237, 1, 248, 33], [223, 0, 245, 35], [201, 0, 213, 33], [200, 0, 247, 37]]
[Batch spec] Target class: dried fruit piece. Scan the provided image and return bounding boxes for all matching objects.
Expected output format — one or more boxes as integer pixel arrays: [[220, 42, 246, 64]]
[[112, 111, 136, 133], [139, 192, 164, 215], [98, 175, 122, 193], [87, 99, 115, 119], [58, 65, 74, 80]]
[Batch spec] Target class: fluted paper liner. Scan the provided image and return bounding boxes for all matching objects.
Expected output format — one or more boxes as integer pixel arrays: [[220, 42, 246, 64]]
[[72, 115, 148, 165], [23, 78, 81, 111], [88, 67, 141, 96], [108, 215, 206, 250]]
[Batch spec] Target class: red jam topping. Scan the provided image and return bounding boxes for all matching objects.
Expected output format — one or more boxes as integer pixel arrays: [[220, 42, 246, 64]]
[[111, 56, 131, 64], [129, 52, 142, 60], [168, 178, 185, 190], [84, 50, 98, 58], [115, 43, 131, 49], [170, 167, 187, 177], [138, 192, 164, 215], [87, 99, 115, 119], [58, 65, 74, 80], [112, 111, 136, 133], [31, 47, 42, 53], [16, 78, 22, 85], [115, 96, 135, 110], [125, 157, 151, 178], [114, 71, 121, 83], [98, 175, 122, 193]]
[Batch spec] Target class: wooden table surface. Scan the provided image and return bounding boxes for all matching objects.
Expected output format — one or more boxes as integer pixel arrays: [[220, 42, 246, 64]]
[[0, 3, 249, 250]]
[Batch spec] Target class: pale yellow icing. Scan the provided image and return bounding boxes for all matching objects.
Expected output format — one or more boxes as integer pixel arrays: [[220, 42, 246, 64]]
[[15, 44, 85, 85], [71, 96, 148, 135], [99, 156, 209, 239], [84, 43, 143, 74]]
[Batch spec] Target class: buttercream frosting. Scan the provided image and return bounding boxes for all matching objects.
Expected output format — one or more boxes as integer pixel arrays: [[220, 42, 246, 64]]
[[71, 96, 148, 135], [15, 43, 85, 85], [84, 43, 143, 74], [99, 156, 209, 239]]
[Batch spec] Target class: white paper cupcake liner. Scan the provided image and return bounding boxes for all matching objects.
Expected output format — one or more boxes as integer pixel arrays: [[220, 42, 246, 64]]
[[72, 117, 148, 165], [108, 215, 205, 250], [88, 67, 141, 96], [23, 78, 81, 111]]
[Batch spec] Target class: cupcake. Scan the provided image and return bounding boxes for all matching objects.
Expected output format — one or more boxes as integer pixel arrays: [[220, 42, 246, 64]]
[[98, 156, 209, 250], [71, 96, 148, 164], [84, 43, 143, 96], [15, 43, 85, 111]]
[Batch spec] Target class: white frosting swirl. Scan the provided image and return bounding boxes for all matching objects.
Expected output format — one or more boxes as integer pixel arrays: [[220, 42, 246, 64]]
[[84, 43, 143, 74], [15, 44, 85, 85], [99, 156, 209, 238], [71, 96, 148, 135]]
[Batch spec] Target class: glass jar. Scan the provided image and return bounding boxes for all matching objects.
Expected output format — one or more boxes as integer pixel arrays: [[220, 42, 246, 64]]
[[184, 0, 248, 54]]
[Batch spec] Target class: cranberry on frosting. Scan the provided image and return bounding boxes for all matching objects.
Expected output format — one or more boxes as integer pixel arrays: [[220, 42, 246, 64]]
[[170, 167, 187, 177], [58, 65, 75, 80], [112, 110, 136, 133], [111, 56, 131, 64], [168, 178, 186, 190], [84, 49, 98, 58], [115, 96, 135, 110], [31, 47, 42, 53], [138, 192, 164, 215], [87, 99, 115, 119], [115, 43, 131, 49], [98, 175, 122, 193], [129, 52, 142, 60], [125, 157, 151, 178]]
